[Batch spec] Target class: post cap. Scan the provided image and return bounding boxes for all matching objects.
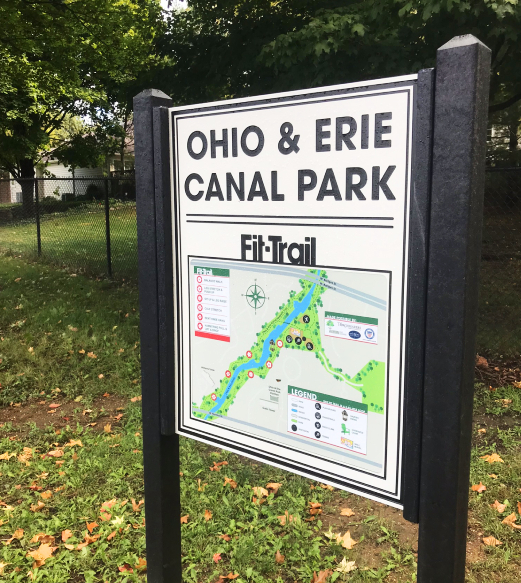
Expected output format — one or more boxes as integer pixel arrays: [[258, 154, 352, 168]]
[[438, 34, 490, 53]]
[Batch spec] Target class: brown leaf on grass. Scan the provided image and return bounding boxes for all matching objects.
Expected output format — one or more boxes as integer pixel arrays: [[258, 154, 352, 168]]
[[0, 562, 8, 575], [45, 449, 64, 458], [311, 569, 333, 583], [275, 549, 285, 564], [319, 483, 334, 491], [3, 528, 24, 545], [253, 486, 269, 498], [64, 544, 76, 550], [103, 392, 110, 398], [491, 500, 507, 513], [30, 534, 54, 545], [101, 499, 117, 512], [483, 535, 502, 547], [205, 509, 212, 521], [180, 515, 189, 524], [135, 558, 147, 572], [224, 477, 237, 489], [218, 534, 231, 541], [118, 564, 133, 573], [266, 482, 282, 495], [471, 482, 486, 493], [40, 491, 52, 500], [210, 460, 229, 472], [48, 404, 60, 409], [131, 499, 144, 512], [476, 356, 488, 368], [64, 440, 83, 448], [480, 453, 504, 464], [0, 452, 16, 461], [30, 501, 45, 513], [277, 511, 295, 526], [340, 507, 355, 517], [104, 424, 112, 433], [72, 452, 78, 461], [99, 512, 111, 521], [87, 352, 97, 359], [489, 474, 498, 479], [335, 531, 357, 549], [114, 414, 123, 421], [219, 573, 239, 580], [61, 530, 72, 542], [86, 522, 98, 534], [213, 553, 221, 563], [309, 502, 322, 515], [502, 513, 521, 529], [27, 543, 57, 567], [130, 396, 142, 402], [197, 479, 207, 492], [107, 531, 117, 541]]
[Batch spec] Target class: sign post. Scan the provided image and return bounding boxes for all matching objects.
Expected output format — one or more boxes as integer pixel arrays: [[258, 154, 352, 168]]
[[134, 35, 490, 583]]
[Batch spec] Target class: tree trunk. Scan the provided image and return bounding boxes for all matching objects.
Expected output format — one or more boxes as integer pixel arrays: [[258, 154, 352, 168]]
[[19, 158, 35, 217]]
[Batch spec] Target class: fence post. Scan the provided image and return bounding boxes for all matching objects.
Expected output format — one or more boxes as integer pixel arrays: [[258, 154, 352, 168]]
[[35, 178, 41, 256], [104, 178, 113, 278]]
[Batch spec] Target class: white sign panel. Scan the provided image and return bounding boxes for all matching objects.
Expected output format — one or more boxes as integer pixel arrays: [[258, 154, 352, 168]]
[[171, 75, 417, 506]]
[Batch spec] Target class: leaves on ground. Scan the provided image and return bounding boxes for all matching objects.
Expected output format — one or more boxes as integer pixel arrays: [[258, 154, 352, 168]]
[[483, 535, 503, 546], [472, 482, 487, 493], [480, 453, 504, 464]]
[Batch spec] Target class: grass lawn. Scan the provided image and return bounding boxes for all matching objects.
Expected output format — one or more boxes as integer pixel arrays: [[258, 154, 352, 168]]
[[1, 255, 521, 582], [0, 205, 137, 281]]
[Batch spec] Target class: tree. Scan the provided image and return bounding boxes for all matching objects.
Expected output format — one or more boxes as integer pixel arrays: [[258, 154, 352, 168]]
[[0, 0, 163, 214], [159, 0, 521, 114]]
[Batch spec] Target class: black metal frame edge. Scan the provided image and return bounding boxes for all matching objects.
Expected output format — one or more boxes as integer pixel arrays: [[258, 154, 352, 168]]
[[401, 69, 435, 523]]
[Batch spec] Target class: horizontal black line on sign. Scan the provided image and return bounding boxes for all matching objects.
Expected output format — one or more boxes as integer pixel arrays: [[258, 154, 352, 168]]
[[186, 214, 395, 221], [186, 220, 393, 228]]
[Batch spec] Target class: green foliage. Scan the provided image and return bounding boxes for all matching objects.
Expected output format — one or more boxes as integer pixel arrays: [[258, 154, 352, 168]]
[[159, 0, 521, 115], [0, 0, 163, 177]]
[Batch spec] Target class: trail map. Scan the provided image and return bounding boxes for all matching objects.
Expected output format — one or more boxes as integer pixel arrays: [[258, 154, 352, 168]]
[[190, 260, 389, 471]]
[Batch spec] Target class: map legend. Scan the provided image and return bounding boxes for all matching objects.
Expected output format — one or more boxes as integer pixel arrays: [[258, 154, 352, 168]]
[[287, 386, 368, 455], [193, 266, 231, 342]]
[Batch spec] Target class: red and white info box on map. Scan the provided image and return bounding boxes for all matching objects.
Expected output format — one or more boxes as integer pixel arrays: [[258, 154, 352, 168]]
[[194, 266, 230, 342]]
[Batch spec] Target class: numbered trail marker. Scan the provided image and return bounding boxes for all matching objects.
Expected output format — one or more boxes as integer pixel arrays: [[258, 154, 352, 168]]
[[134, 35, 490, 583]]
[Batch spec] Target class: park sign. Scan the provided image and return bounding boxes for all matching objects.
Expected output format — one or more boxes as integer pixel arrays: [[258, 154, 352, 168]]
[[172, 76, 414, 505], [135, 35, 491, 583]]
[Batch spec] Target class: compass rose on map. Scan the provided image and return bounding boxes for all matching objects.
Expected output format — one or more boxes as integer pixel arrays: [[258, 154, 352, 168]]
[[243, 280, 268, 314]]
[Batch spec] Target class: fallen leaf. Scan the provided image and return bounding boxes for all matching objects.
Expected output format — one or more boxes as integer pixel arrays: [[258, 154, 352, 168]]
[[483, 535, 502, 546], [518, 501, 521, 515], [471, 482, 486, 493], [64, 544, 75, 550], [491, 500, 507, 513], [213, 552, 221, 563], [30, 501, 45, 512], [101, 499, 117, 511], [218, 534, 231, 541], [0, 562, 8, 575], [103, 392, 110, 397], [335, 558, 357, 574], [311, 569, 333, 583], [180, 515, 189, 524], [0, 452, 16, 461], [4, 528, 23, 545], [319, 483, 334, 491], [219, 574, 239, 580], [107, 531, 117, 541], [340, 507, 355, 517], [481, 453, 504, 464], [197, 479, 207, 492], [275, 549, 285, 564], [48, 403, 60, 409], [64, 440, 83, 448], [118, 564, 133, 573], [86, 522, 98, 534], [135, 557, 147, 571], [224, 476, 237, 489], [131, 498, 144, 512], [309, 502, 322, 515], [40, 491, 52, 500], [114, 414, 123, 421], [78, 349, 85, 354], [28, 347, 34, 353], [253, 486, 268, 498], [26, 543, 57, 567], [30, 534, 54, 545], [502, 513, 521, 529], [130, 396, 142, 402], [205, 509, 212, 521], [61, 530, 72, 542], [45, 449, 64, 458], [277, 511, 295, 526], [87, 352, 97, 359], [104, 424, 112, 433], [335, 531, 357, 549], [266, 482, 282, 495], [489, 474, 498, 479], [476, 356, 488, 368], [478, 428, 487, 434]]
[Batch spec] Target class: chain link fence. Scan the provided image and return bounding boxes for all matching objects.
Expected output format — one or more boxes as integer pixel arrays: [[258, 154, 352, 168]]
[[1, 170, 520, 355], [0, 177, 137, 280], [478, 167, 521, 357]]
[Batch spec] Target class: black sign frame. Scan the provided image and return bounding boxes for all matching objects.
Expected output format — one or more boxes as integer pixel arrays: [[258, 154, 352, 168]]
[[133, 35, 490, 583]]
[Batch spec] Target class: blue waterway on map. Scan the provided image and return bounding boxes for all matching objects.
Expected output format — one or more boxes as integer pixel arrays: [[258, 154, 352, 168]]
[[204, 272, 321, 419]]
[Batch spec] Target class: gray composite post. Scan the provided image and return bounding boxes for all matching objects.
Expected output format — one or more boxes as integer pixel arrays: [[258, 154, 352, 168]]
[[417, 35, 491, 582], [134, 89, 182, 583]]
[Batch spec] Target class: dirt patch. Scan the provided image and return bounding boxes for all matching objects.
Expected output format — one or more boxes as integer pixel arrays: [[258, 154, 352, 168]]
[[0, 394, 131, 436], [475, 355, 521, 387]]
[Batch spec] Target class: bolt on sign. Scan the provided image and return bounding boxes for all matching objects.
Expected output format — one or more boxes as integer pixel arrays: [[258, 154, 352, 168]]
[[134, 35, 491, 583]]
